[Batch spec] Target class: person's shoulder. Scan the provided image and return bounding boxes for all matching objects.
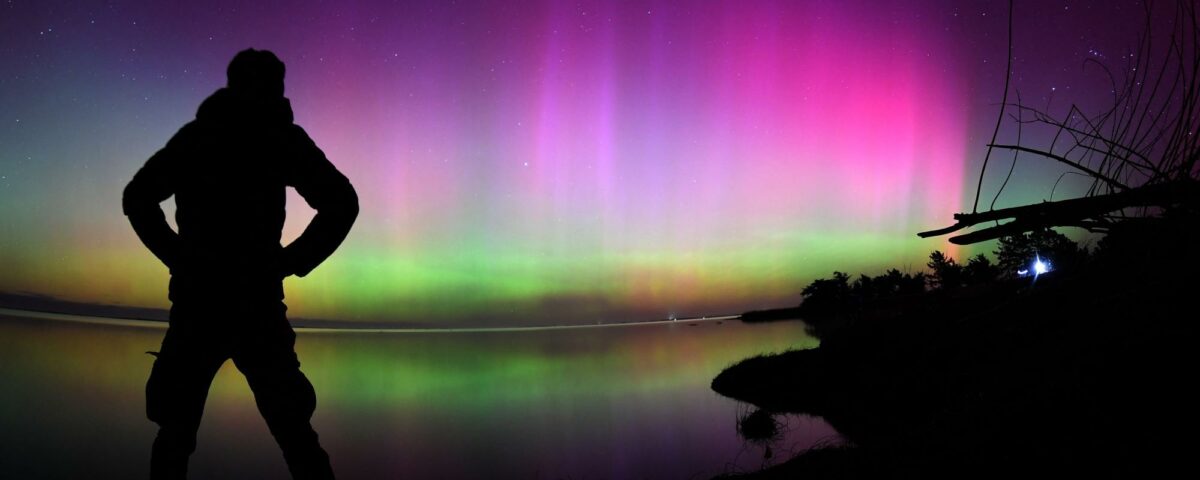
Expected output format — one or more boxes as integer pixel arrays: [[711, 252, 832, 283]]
[[163, 120, 205, 147], [281, 123, 314, 141], [282, 123, 325, 154]]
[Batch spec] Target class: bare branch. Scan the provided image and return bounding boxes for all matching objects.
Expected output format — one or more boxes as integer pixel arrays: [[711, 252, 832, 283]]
[[986, 144, 1130, 190]]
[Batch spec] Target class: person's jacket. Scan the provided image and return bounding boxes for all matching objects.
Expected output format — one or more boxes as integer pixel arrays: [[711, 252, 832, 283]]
[[123, 88, 359, 303]]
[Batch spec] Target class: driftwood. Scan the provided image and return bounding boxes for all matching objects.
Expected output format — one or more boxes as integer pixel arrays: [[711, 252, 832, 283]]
[[921, 1, 1199, 245], [918, 181, 1200, 244]]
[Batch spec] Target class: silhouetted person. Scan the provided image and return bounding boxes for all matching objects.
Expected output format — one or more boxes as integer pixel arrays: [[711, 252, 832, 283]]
[[123, 49, 358, 480]]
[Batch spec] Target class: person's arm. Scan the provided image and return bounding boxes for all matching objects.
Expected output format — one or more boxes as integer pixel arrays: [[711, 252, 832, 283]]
[[281, 126, 359, 277], [122, 127, 187, 268]]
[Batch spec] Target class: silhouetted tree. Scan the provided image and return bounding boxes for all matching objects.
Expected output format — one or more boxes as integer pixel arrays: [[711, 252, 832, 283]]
[[878, 269, 907, 295], [900, 271, 927, 295], [994, 228, 1083, 277], [851, 274, 877, 301], [799, 271, 852, 315], [799, 269, 928, 321], [866, 268, 927, 297], [963, 254, 1001, 285], [927, 251, 963, 290]]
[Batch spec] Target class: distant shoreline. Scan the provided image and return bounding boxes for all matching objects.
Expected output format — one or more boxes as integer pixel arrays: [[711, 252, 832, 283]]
[[0, 306, 740, 333]]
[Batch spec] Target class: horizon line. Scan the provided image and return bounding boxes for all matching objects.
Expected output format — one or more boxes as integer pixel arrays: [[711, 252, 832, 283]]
[[0, 307, 741, 333]]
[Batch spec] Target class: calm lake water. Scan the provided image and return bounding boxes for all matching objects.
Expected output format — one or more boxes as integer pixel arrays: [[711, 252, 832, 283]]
[[0, 309, 835, 479]]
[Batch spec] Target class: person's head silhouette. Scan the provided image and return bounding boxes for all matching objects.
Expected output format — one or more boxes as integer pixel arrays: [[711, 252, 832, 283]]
[[227, 48, 285, 98]]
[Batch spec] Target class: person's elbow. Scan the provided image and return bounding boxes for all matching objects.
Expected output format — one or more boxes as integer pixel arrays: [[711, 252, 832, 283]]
[[121, 179, 147, 217], [341, 180, 360, 224], [315, 179, 358, 231]]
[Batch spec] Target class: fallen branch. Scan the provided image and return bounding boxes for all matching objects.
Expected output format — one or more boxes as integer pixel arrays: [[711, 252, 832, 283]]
[[987, 144, 1130, 190], [918, 181, 1200, 244]]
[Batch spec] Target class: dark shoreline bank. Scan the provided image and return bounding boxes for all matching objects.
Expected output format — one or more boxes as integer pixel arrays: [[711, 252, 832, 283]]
[[713, 219, 1200, 478]]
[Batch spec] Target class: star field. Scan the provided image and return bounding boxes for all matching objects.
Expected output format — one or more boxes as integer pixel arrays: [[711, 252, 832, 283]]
[[0, 0, 1165, 325]]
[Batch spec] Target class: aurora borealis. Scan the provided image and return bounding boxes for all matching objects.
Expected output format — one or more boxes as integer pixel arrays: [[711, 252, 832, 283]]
[[0, 1, 1154, 325]]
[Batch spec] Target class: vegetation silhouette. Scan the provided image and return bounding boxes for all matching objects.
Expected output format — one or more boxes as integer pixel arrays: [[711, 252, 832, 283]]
[[742, 234, 1067, 340], [715, 217, 1198, 478], [717, 1, 1200, 476], [994, 228, 1087, 277], [123, 48, 358, 480]]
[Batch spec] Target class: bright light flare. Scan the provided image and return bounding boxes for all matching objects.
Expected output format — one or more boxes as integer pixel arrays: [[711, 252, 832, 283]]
[[1017, 255, 1052, 278], [1032, 256, 1051, 276]]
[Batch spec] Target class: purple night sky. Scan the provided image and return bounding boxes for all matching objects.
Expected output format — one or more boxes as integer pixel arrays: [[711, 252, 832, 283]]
[[0, 0, 1163, 325]]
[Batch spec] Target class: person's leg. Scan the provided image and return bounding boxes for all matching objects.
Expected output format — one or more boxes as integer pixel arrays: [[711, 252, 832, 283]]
[[146, 309, 228, 480], [233, 303, 334, 480]]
